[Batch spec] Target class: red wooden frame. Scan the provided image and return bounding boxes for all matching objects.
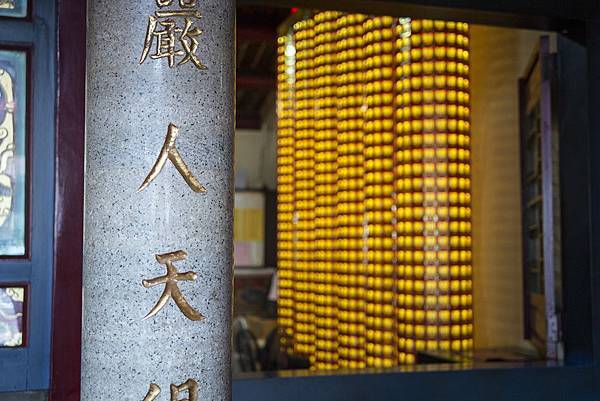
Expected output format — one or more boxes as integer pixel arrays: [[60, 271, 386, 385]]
[[49, 0, 86, 399]]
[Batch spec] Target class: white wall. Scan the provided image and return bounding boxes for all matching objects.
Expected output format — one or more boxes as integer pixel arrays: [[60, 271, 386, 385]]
[[234, 98, 277, 190]]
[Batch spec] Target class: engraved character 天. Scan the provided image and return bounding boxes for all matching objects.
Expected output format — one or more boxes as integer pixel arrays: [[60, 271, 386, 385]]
[[138, 123, 206, 193], [140, 0, 207, 69], [142, 250, 204, 321], [171, 379, 199, 401], [156, 0, 197, 8], [142, 379, 199, 401]]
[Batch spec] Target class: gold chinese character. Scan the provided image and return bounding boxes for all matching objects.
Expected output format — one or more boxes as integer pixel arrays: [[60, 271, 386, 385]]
[[177, 18, 205, 68], [141, 379, 198, 401], [138, 123, 206, 193], [142, 383, 161, 401], [142, 250, 204, 321], [156, 0, 197, 8], [171, 379, 198, 401], [140, 6, 207, 69]]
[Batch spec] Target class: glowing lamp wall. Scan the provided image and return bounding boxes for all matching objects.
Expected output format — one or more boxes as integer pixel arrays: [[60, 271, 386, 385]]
[[276, 13, 472, 369]]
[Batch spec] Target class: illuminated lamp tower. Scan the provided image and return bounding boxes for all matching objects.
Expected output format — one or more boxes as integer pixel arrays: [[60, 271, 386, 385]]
[[362, 16, 397, 368], [394, 19, 473, 364], [276, 33, 296, 352], [335, 13, 368, 369], [313, 11, 341, 370], [292, 19, 317, 363]]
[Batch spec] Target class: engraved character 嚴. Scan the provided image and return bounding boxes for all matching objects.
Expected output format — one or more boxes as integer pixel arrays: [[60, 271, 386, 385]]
[[140, 2, 206, 69]]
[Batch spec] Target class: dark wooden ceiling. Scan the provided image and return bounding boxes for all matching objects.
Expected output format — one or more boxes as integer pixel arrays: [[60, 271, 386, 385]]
[[236, 5, 292, 130]]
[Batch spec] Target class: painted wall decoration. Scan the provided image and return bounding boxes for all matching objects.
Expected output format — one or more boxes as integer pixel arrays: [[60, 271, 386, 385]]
[[0, 0, 27, 18], [0, 50, 26, 256], [0, 286, 25, 347], [233, 192, 265, 267]]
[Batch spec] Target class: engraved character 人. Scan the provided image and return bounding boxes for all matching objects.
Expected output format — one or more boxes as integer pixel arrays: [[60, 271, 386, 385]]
[[138, 123, 206, 193]]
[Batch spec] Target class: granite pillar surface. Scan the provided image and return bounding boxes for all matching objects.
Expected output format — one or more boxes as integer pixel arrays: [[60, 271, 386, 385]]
[[82, 1, 234, 400]]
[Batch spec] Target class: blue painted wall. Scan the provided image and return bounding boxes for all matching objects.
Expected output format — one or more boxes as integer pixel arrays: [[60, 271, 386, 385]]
[[0, 0, 56, 392]]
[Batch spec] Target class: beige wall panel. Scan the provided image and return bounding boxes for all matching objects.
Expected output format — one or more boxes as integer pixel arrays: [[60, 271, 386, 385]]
[[470, 25, 543, 349]]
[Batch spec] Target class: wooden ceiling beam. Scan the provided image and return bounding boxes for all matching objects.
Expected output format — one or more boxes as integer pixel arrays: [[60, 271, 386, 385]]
[[236, 114, 262, 130], [237, 73, 276, 90], [237, 24, 276, 43]]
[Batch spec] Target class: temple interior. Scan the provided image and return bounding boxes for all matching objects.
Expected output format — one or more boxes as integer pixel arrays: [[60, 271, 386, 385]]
[[232, 5, 560, 374], [3, 1, 595, 400]]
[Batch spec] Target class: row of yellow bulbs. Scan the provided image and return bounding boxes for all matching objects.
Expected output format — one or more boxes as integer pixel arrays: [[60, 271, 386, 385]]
[[291, 18, 316, 360], [335, 15, 368, 369], [363, 62, 469, 82], [363, 18, 397, 367], [313, 11, 343, 370]]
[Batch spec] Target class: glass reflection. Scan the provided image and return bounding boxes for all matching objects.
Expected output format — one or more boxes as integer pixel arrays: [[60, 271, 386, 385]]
[[0, 286, 24, 347], [0, 50, 25, 256], [0, 0, 27, 18]]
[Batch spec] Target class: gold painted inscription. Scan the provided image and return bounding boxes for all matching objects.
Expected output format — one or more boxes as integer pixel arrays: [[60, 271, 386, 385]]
[[140, 0, 206, 69], [170, 379, 199, 401], [138, 123, 206, 193], [142, 383, 161, 401], [142, 250, 204, 321], [142, 379, 198, 401], [156, 0, 197, 8]]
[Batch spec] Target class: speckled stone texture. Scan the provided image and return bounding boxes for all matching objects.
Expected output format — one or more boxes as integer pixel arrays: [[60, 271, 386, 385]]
[[82, 1, 234, 400]]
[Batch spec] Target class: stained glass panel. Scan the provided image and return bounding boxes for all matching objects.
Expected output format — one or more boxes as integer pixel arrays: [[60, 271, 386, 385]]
[[0, 0, 27, 18], [0, 50, 25, 256], [0, 286, 25, 347]]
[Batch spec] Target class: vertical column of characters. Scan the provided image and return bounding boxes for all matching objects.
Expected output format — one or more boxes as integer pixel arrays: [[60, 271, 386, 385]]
[[335, 13, 367, 369], [362, 16, 396, 368], [292, 19, 317, 362], [393, 17, 417, 365], [276, 33, 296, 352], [313, 11, 340, 370], [84, 0, 233, 399]]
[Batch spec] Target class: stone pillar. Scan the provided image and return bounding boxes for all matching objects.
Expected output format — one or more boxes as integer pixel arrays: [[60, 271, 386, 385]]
[[82, 1, 234, 400]]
